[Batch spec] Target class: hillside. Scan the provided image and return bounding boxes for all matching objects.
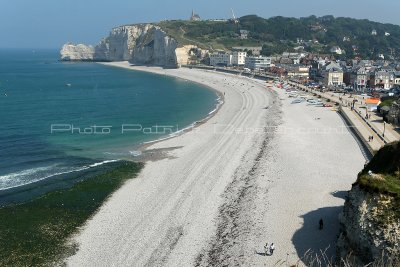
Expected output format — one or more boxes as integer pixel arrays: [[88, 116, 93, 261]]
[[157, 15, 400, 59]]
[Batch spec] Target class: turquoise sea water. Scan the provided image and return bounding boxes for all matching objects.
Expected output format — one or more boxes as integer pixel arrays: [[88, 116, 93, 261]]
[[0, 49, 218, 193]]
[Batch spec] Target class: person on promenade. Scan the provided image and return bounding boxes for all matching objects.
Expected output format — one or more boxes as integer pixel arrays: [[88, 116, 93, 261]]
[[264, 242, 269, 255], [371, 135, 374, 141], [319, 218, 324, 230], [269, 243, 275, 255]]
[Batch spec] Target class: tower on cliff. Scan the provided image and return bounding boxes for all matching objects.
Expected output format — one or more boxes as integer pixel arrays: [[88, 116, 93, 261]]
[[190, 10, 201, 21]]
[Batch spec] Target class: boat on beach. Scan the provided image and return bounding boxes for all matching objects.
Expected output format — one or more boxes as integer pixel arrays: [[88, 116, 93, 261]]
[[291, 98, 305, 104]]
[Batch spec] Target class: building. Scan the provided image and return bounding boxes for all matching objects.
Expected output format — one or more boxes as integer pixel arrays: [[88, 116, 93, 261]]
[[371, 71, 394, 89], [190, 10, 201, 21], [365, 98, 381, 112], [324, 67, 343, 86], [372, 29, 377, 36], [348, 67, 368, 91], [209, 52, 232, 67], [330, 46, 343, 55], [324, 61, 343, 71], [232, 46, 262, 56], [232, 51, 246, 66], [244, 56, 271, 70], [356, 67, 368, 90], [394, 72, 400, 85], [239, 30, 249, 40], [286, 66, 310, 79]]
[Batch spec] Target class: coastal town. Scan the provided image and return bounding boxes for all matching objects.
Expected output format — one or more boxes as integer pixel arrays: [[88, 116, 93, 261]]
[[195, 47, 400, 143], [181, 12, 400, 150], [182, 48, 400, 150]]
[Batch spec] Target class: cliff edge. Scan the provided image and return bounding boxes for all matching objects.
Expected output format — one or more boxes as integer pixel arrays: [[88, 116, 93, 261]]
[[60, 24, 199, 67], [337, 141, 400, 265]]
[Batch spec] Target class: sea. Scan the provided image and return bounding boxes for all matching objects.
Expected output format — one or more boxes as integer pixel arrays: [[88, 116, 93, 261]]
[[0, 49, 218, 202]]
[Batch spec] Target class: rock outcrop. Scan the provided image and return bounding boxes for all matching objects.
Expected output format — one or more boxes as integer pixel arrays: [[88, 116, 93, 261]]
[[337, 184, 400, 264], [61, 24, 196, 67], [60, 43, 95, 61], [337, 141, 400, 265]]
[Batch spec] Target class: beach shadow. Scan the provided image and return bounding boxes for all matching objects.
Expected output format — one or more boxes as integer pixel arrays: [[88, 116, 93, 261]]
[[292, 206, 342, 263], [254, 250, 269, 256], [331, 190, 348, 200]]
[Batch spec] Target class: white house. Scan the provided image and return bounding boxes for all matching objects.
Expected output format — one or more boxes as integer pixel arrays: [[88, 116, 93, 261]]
[[244, 56, 271, 70], [232, 51, 246, 66], [239, 30, 249, 40], [209, 52, 232, 66], [330, 46, 343, 55]]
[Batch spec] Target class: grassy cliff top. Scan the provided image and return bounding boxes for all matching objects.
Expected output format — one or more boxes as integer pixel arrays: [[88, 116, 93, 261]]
[[157, 15, 400, 58], [157, 20, 262, 50], [357, 141, 400, 197]]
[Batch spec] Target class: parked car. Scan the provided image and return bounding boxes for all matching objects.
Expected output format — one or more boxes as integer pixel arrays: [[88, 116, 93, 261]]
[[388, 88, 400, 96]]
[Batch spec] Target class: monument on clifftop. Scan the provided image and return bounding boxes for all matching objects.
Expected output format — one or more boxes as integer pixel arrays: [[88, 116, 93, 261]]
[[190, 10, 201, 21]]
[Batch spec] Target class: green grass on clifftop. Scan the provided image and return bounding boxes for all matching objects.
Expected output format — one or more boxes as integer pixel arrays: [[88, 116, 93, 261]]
[[157, 20, 263, 50], [159, 15, 400, 58], [357, 141, 400, 197], [0, 161, 143, 267]]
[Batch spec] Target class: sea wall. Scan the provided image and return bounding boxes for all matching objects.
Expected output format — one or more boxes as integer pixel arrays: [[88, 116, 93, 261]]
[[60, 24, 195, 67], [337, 184, 400, 264]]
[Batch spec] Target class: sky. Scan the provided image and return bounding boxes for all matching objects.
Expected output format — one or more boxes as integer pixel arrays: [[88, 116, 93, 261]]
[[1, 0, 400, 49]]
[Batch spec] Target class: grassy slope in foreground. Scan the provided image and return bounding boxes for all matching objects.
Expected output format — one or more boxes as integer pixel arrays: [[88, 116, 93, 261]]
[[357, 141, 400, 194], [356, 141, 400, 216], [0, 161, 143, 266]]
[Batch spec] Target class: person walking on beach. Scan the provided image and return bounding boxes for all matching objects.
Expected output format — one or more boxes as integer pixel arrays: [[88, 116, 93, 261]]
[[319, 218, 324, 230], [269, 243, 275, 255], [264, 242, 269, 256]]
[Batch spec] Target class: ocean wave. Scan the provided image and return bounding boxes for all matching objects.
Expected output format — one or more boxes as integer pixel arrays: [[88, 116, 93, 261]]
[[129, 151, 142, 157], [0, 160, 120, 191]]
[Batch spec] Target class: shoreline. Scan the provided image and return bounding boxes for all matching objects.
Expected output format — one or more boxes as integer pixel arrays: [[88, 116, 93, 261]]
[[66, 65, 365, 266], [0, 161, 143, 266], [98, 62, 226, 157]]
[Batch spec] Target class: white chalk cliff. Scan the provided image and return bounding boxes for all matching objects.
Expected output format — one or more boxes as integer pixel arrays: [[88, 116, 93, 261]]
[[60, 43, 95, 61], [60, 24, 195, 67]]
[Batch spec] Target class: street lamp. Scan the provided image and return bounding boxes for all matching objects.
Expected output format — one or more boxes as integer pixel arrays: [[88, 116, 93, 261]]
[[383, 121, 386, 137]]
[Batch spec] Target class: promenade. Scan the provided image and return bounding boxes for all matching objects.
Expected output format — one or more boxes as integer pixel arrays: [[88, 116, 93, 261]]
[[287, 81, 400, 155]]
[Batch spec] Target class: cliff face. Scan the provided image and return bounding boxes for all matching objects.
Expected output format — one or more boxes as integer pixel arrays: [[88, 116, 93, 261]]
[[61, 24, 195, 67], [337, 184, 400, 264], [94, 24, 152, 62], [60, 43, 95, 61], [337, 142, 400, 265], [130, 25, 178, 66]]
